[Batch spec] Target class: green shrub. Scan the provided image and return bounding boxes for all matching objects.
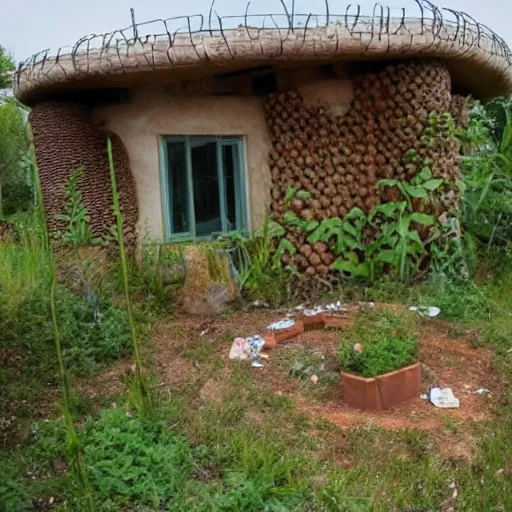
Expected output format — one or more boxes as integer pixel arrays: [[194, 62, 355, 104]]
[[0, 210, 48, 318], [3, 286, 132, 377], [0, 98, 32, 217], [338, 311, 418, 377], [83, 408, 193, 507], [460, 98, 512, 249]]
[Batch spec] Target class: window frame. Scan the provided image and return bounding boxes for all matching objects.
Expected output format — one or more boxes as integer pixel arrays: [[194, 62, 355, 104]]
[[159, 135, 249, 241]]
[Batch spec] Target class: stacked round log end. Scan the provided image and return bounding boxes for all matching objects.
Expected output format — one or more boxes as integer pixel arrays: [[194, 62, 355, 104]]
[[265, 60, 465, 276], [30, 102, 138, 247], [450, 94, 470, 129]]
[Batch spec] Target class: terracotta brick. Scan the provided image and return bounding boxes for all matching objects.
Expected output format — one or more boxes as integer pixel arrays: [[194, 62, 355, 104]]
[[263, 333, 278, 350], [300, 313, 327, 329], [341, 363, 421, 411], [267, 320, 304, 344], [324, 315, 353, 329]]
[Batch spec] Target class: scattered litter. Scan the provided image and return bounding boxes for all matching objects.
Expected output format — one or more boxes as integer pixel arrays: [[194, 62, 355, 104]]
[[303, 307, 325, 317], [229, 337, 251, 360], [420, 393, 429, 400], [248, 335, 266, 367], [310, 375, 319, 384], [448, 482, 458, 499], [251, 300, 270, 308], [409, 305, 441, 318], [296, 301, 344, 317], [229, 335, 266, 367], [474, 387, 490, 395], [267, 319, 295, 331], [324, 301, 343, 311], [429, 386, 460, 408], [260, 353, 270, 360]]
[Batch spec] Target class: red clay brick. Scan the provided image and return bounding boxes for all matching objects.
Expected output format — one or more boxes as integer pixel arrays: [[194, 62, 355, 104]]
[[341, 363, 421, 411]]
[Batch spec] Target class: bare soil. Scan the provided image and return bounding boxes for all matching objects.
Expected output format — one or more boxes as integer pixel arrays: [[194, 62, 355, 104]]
[[78, 305, 507, 462]]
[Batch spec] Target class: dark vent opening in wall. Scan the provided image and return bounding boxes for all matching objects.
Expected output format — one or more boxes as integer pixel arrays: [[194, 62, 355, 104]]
[[252, 70, 277, 96], [319, 64, 337, 78]]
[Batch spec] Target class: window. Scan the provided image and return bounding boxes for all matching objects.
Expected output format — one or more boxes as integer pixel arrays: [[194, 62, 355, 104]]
[[159, 136, 248, 240]]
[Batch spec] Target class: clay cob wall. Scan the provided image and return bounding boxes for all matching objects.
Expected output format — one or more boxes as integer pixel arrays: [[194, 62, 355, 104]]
[[29, 102, 138, 246]]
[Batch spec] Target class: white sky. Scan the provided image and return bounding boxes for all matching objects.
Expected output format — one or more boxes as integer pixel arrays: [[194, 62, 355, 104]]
[[1, 0, 511, 63]]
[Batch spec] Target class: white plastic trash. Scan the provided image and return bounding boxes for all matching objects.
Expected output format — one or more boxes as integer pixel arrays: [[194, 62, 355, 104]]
[[267, 319, 295, 331], [429, 387, 460, 408], [409, 306, 441, 318]]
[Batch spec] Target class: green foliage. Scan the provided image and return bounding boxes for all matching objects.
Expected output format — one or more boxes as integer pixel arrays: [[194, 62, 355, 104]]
[[308, 197, 436, 283], [83, 408, 193, 507], [378, 160, 444, 209], [459, 98, 512, 249], [3, 286, 132, 376], [0, 98, 31, 216], [0, 210, 48, 318], [339, 310, 418, 377], [308, 208, 366, 255], [56, 168, 100, 248], [0, 46, 15, 89], [368, 200, 436, 283], [220, 216, 297, 305], [282, 209, 319, 232]]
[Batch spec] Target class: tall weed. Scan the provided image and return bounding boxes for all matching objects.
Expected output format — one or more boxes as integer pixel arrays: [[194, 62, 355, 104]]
[[33, 164, 93, 509], [0, 211, 47, 317], [107, 138, 150, 411]]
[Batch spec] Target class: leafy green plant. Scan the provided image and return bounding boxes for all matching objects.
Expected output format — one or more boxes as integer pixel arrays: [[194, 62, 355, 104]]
[[3, 286, 132, 376], [308, 208, 366, 255], [56, 168, 100, 248], [367, 201, 436, 283], [379, 154, 444, 209], [459, 98, 512, 249], [339, 310, 418, 377], [83, 408, 193, 507], [220, 216, 297, 304]]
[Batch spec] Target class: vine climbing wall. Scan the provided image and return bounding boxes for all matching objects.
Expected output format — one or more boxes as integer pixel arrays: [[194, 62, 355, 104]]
[[30, 102, 139, 246], [264, 60, 468, 277]]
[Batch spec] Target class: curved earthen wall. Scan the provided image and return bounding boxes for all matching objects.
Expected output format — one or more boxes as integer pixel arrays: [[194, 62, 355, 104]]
[[265, 60, 466, 276], [30, 102, 139, 245]]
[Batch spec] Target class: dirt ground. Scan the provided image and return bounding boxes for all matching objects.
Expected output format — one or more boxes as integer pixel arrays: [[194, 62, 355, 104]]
[[79, 303, 507, 462]]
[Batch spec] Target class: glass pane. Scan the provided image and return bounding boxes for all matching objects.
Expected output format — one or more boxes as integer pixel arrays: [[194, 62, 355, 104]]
[[167, 141, 188, 234], [190, 138, 222, 237], [222, 144, 238, 231]]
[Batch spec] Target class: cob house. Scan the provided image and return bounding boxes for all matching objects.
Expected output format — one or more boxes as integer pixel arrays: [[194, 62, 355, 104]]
[[14, 0, 512, 278]]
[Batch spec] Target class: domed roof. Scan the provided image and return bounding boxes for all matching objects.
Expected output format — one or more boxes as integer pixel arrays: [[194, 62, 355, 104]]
[[14, 0, 512, 104]]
